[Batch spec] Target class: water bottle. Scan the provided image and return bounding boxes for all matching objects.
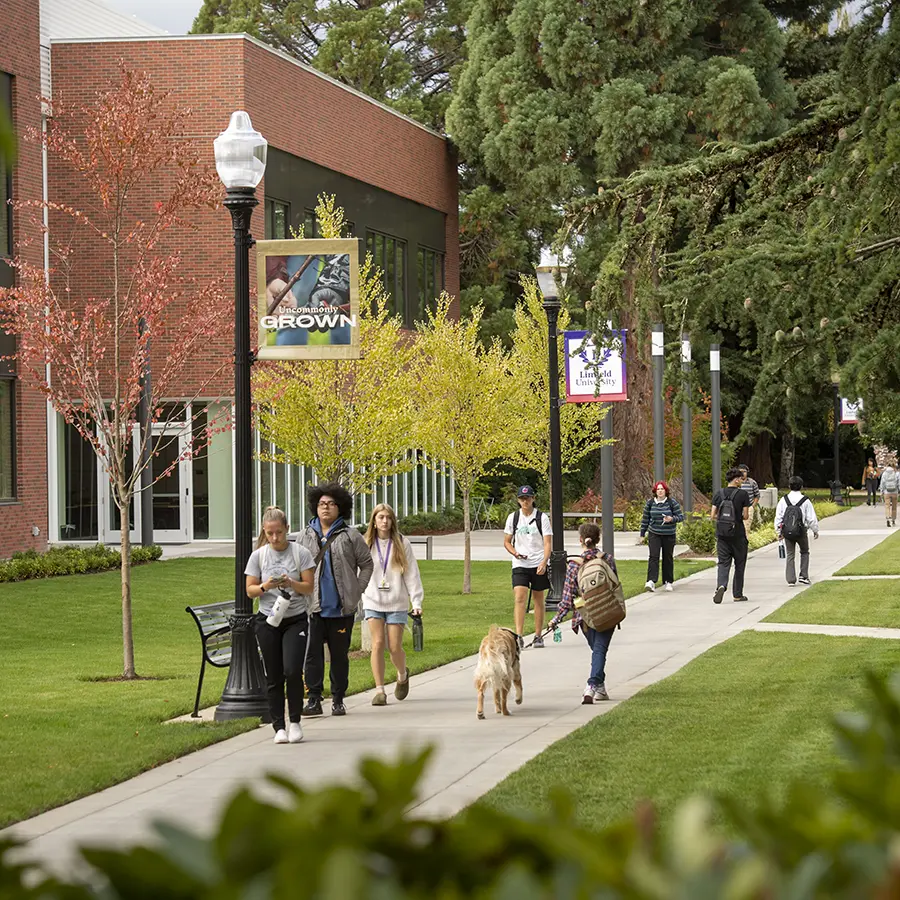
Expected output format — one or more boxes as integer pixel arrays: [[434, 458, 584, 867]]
[[411, 612, 424, 652], [553, 626, 562, 643], [778, 541, 786, 559]]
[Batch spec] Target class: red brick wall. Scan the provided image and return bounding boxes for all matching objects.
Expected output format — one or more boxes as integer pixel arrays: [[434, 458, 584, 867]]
[[0, 0, 49, 556]]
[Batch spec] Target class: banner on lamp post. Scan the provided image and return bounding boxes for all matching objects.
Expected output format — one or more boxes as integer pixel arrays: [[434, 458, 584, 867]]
[[256, 238, 361, 360], [564, 330, 628, 403], [841, 397, 863, 424]]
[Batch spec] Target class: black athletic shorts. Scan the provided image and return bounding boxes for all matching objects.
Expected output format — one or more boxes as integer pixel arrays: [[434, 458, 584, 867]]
[[512, 567, 551, 591]]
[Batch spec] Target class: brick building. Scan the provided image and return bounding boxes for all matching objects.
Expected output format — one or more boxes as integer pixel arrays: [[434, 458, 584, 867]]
[[0, 1, 459, 553]]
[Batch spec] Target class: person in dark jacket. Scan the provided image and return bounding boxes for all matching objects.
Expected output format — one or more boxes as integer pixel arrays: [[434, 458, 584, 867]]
[[299, 483, 374, 717], [711, 468, 752, 604], [639, 480, 684, 592]]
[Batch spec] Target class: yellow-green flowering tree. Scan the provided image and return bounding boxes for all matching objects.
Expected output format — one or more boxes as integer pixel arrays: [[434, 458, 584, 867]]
[[414, 297, 526, 593], [508, 277, 609, 489], [252, 197, 417, 495]]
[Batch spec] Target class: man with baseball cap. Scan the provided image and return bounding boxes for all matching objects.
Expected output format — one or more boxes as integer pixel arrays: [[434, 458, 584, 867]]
[[503, 485, 552, 649]]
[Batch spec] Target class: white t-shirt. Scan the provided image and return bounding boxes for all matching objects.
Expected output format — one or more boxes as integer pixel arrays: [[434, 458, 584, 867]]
[[244, 542, 315, 617], [504, 508, 552, 569]]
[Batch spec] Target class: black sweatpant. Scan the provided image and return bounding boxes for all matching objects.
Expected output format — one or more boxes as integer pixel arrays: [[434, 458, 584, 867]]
[[254, 612, 309, 731], [716, 536, 749, 598], [304, 612, 355, 703], [647, 532, 677, 585]]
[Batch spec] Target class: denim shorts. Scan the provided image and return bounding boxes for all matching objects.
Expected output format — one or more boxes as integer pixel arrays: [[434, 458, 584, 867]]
[[364, 609, 408, 626]]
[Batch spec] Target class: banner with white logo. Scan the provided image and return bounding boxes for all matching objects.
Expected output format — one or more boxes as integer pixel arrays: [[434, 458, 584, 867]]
[[256, 238, 361, 360], [841, 397, 863, 424], [564, 330, 628, 403]]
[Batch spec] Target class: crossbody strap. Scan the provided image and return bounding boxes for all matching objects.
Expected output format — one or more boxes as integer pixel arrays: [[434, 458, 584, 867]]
[[314, 528, 342, 568]]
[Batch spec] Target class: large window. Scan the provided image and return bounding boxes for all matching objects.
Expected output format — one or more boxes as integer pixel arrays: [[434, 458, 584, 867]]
[[417, 247, 445, 320], [306, 209, 354, 239], [0, 379, 13, 501], [60, 419, 97, 538], [366, 230, 407, 319], [265, 198, 290, 240], [0, 73, 11, 259]]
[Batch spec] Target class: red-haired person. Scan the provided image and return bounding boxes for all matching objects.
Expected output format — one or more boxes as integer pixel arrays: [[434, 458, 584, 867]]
[[639, 481, 684, 592]]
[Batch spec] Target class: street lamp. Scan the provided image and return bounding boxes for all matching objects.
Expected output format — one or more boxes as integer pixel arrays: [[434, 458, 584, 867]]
[[213, 111, 270, 722], [536, 261, 568, 605], [830, 371, 844, 506]]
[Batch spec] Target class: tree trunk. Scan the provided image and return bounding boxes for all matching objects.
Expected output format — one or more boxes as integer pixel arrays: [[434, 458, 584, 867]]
[[739, 432, 774, 487], [462, 486, 471, 594], [120, 497, 136, 679], [779, 430, 795, 488]]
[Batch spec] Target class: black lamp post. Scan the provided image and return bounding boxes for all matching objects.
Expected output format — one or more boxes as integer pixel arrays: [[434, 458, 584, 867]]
[[831, 372, 844, 506], [536, 262, 568, 605], [213, 111, 270, 722]]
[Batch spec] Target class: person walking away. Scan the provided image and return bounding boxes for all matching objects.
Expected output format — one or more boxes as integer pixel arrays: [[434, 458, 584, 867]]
[[245, 507, 316, 744], [362, 503, 424, 706], [299, 483, 374, 717], [880, 464, 900, 527], [503, 485, 552, 649], [738, 464, 760, 538], [639, 480, 684, 592], [862, 458, 880, 506], [711, 467, 752, 604], [774, 476, 820, 585], [547, 524, 618, 704]]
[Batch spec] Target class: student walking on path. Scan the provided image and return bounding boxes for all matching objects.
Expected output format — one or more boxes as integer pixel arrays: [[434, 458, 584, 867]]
[[711, 467, 752, 604], [738, 464, 760, 537], [362, 504, 424, 706], [774, 476, 820, 585], [299, 483, 374, 718], [880, 464, 899, 527], [639, 480, 684, 592], [245, 507, 316, 744], [547, 524, 616, 704], [503, 485, 552, 649], [862, 458, 880, 506]]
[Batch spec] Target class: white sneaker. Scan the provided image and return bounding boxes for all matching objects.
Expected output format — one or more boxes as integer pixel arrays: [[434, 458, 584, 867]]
[[644, 580, 656, 592], [581, 683, 594, 705], [288, 722, 303, 743], [273, 728, 288, 744], [664, 582, 673, 592]]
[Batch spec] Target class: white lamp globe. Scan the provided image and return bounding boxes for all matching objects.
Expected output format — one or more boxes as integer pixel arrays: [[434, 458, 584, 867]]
[[213, 111, 267, 190]]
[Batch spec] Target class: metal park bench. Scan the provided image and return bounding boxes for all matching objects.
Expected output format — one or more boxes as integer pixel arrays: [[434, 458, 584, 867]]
[[184, 600, 235, 718], [407, 534, 433, 560]]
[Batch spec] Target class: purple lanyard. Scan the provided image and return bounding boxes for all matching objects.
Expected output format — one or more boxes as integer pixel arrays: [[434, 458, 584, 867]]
[[376, 538, 392, 580]]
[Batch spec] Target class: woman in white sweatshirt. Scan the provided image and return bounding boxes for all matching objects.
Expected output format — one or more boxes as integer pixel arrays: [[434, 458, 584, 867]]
[[363, 504, 424, 706]]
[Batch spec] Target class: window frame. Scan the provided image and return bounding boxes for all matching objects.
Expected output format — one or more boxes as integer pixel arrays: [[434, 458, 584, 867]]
[[1, 72, 13, 260], [264, 197, 291, 240], [365, 228, 408, 322], [416, 245, 445, 322], [0, 376, 16, 502]]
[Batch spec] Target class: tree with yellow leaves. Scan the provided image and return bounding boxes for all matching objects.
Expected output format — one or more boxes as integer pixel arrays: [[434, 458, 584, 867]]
[[414, 297, 527, 593]]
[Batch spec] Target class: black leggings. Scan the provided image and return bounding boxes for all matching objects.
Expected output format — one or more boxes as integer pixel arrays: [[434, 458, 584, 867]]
[[647, 532, 677, 584], [254, 612, 308, 731]]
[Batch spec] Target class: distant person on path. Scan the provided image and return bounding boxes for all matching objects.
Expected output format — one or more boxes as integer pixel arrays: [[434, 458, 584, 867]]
[[880, 463, 899, 528], [774, 476, 820, 586], [547, 524, 617, 704], [299, 483, 374, 717], [503, 485, 552, 650], [362, 503, 424, 706], [711, 467, 752, 604], [245, 506, 315, 745], [639, 480, 684, 593], [738, 464, 760, 537], [862, 458, 880, 506]]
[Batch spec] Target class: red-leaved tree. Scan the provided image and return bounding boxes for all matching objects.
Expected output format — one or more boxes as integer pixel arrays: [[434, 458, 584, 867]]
[[0, 67, 232, 678]]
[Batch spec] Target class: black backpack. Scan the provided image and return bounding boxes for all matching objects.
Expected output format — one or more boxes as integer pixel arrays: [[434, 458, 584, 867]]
[[782, 495, 807, 541], [716, 488, 739, 537], [512, 509, 544, 536]]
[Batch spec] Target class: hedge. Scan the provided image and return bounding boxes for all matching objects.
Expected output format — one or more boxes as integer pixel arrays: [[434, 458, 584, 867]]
[[0, 544, 163, 583]]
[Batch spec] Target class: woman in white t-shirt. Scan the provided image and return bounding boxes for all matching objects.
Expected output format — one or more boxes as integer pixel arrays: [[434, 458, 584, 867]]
[[362, 504, 424, 706], [245, 507, 315, 744]]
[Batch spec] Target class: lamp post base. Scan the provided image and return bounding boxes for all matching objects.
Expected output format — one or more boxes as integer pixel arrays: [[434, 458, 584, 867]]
[[214, 615, 270, 722], [831, 481, 845, 506], [547, 548, 568, 612]]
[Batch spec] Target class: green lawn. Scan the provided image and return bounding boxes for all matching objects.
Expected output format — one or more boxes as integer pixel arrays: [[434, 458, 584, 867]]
[[477, 631, 900, 830], [835, 529, 900, 575], [763, 578, 900, 628], [0, 556, 711, 827]]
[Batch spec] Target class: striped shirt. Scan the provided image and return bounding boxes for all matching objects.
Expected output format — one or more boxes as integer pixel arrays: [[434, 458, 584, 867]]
[[639, 497, 684, 537], [742, 476, 760, 504]]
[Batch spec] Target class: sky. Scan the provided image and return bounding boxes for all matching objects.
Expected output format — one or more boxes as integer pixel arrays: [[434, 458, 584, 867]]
[[102, 0, 204, 34]]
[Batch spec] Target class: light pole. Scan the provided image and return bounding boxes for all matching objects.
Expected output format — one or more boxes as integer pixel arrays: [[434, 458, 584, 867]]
[[213, 111, 270, 722], [536, 262, 568, 604], [831, 372, 844, 505], [652, 324, 665, 483], [710, 344, 722, 495], [681, 333, 692, 513]]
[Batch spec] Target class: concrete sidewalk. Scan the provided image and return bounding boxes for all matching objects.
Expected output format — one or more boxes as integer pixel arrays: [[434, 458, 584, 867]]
[[8, 504, 894, 876]]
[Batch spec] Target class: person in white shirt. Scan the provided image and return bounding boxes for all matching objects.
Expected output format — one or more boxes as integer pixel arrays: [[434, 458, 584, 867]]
[[503, 485, 552, 649], [774, 476, 820, 586], [880, 464, 899, 527], [362, 504, 424, 706]]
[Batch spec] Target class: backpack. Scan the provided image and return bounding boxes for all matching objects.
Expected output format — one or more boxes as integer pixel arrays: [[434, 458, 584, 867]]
[[716, 488, 740, 538], [781, 496, 807, 541], [575, 556, 626, 632], [884, 470, 900, 493], [511, 509, 544, 536]]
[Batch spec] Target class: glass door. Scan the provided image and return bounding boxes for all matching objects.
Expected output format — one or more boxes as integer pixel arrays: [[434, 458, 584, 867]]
[[98, 426, 142, 546], [149, 426, 191, 543]]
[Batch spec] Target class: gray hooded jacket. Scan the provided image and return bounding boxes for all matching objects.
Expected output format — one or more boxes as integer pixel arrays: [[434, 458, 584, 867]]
[[298, 522, 374, 616]]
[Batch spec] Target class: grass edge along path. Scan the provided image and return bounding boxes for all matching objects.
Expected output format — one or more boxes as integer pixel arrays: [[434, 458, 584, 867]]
[[835, 529, 900, 576], [764, 578, 900, 629], [0, 556, 711, 828], [476, 630, 900, 831]]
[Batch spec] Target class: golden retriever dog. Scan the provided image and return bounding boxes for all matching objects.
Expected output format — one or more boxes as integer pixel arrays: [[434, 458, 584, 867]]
[[474, 625, 523, 719]]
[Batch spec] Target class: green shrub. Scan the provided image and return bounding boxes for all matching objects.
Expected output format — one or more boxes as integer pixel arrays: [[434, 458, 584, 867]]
[[677, 517, 717, 554], [0, 543, 163, 582], [397, 506, 464, 534]]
